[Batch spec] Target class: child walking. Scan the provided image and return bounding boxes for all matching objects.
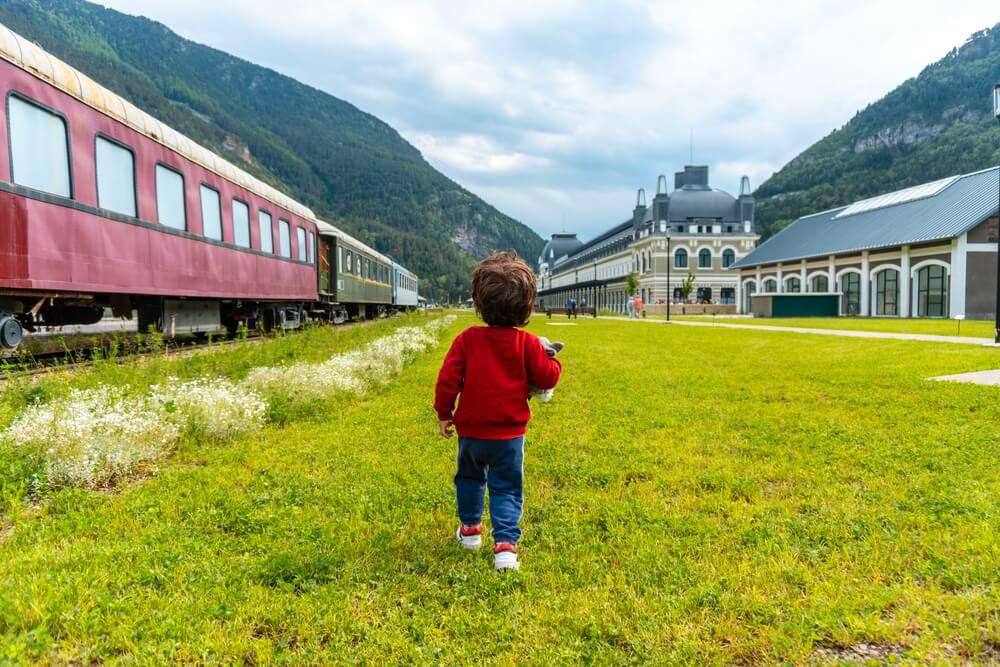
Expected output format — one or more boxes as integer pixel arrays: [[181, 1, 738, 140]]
[[434, 251, 562, 570]]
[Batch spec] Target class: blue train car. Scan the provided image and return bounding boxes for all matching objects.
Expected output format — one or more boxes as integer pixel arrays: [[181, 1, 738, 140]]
[[391, 262, 419, 310]]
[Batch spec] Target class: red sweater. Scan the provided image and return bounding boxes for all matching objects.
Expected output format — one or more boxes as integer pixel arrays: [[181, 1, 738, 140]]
[[434, 326, 562, 439]]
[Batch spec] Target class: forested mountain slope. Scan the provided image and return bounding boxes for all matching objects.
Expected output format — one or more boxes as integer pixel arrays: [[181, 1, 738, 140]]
[[0, 0, 544, 299], [755, 23, 1000, 238]]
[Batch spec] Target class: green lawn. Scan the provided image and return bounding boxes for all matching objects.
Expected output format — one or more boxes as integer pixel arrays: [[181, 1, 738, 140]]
[[3, 313, 1000, 663], [673, 316, 996, 339]]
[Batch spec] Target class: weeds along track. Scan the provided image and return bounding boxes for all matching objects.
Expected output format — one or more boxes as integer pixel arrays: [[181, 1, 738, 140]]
[[0, 319, 374, 383]]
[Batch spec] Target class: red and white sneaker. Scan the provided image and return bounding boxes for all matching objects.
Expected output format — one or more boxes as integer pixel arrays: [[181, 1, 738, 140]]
[[456, 523, 482, 550], [493, 542, 519, 570]]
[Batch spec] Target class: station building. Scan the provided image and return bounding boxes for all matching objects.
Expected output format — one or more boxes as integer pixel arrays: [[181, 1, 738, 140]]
[[731, 166, 1000, 319], [536, 165, 760, 312]]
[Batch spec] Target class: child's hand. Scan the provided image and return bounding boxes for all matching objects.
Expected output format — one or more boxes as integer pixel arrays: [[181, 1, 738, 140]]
[[439, 419, 455, 438]]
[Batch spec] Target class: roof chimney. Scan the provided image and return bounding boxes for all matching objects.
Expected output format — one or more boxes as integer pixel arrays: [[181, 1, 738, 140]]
[[633, 187, 647, 228], [652, 175, 670, 222], [738, 174, 755, 232]]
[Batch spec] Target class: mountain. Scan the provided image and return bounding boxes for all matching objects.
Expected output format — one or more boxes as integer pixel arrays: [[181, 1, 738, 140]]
[[0, 0, 543, 300], [755, 23, 1000, 239]]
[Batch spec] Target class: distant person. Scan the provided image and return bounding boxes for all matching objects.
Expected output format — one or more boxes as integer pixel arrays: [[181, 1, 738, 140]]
[[567, 297, 576, 319], [434, 251, 562, 571], [634, 295, 643, 318], [626, 296, 633, 319]]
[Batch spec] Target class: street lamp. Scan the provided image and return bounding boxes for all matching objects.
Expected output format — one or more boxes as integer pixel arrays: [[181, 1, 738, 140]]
[[665, 222, 671, 322], [994, 83, 1000, 343]]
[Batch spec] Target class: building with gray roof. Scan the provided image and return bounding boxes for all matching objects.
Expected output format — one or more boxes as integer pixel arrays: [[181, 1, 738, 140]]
[[732, 166, 1000, 319], [537, 166, 759, 312]]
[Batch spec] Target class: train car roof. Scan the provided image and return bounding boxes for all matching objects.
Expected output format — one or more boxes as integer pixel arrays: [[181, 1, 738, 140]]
[[0, 22, 314, 221], [314, 220, 391, 264], [392, 261, 417, 277]]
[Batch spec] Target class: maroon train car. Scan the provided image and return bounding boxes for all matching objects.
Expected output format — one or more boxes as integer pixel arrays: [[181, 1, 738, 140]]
[[0, 24, 322, 346]]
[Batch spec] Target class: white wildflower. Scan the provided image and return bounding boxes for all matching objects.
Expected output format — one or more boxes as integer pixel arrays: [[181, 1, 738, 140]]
[[242, 316, 452, 401], [150, 377, 266, 439], [4, 387, 178, 489]]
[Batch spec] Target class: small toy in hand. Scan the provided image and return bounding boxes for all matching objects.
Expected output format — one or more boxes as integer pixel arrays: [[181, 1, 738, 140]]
[[530, 336, 564, 402]]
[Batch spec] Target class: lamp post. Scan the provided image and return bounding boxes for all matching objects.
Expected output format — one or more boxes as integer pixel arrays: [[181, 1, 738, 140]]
[[994, 83, 1000, 344], [665, 223, 671, 321]]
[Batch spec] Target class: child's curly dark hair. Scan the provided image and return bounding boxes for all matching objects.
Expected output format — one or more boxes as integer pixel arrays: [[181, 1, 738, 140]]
[[471, 251, 537, 327]]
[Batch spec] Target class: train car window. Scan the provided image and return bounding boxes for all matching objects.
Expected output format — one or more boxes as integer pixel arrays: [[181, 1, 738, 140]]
[[296, 226, 306, 262], [278, 219, 291, 258], [338, 247, 344, 271], [346, 251, 353, 273], [258, 210, 273, 253], [232, 200, 251, 248], [155, 164, 186, 230], [199, 184, 222, 241], [308, 231, 315, 264], [9, 95, 71, 197], [364, 258, 370, 279], [95, 135, 136, 216]]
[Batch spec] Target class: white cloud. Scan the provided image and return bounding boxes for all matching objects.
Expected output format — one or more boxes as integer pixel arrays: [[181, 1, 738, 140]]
[[408, 133, 552, 174], [98, 0, 1000, 240]]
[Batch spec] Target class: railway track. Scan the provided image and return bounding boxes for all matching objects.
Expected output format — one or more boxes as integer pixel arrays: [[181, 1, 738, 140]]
[[0, 319, 370, 383]]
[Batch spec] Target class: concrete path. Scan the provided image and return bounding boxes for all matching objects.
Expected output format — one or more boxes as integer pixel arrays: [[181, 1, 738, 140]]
[[667, 319, 995, 345], [930, 370, 1000, 386], [596, 315, 996, 346]]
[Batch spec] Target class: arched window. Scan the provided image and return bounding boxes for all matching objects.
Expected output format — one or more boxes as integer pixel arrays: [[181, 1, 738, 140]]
[[811, 275, 829, 292], [917, 264, 948, 317], [840, 272, 861, 316], [641, 254, 646, 272], [698, 249, 711, 268], [675, 248, 688, 268], [875, 269, 899, 316], [785, 276, 801, 293], [763, 278, 777, 292], [722, 249, 735, 268]]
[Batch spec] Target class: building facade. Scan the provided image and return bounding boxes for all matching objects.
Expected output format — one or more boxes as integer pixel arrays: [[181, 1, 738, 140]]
[[537, 166, 760, 311], [731, 167, 1000, 319]]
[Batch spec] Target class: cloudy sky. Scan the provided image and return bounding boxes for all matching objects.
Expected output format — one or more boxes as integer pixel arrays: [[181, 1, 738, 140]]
[[99, 1, 999, 241]]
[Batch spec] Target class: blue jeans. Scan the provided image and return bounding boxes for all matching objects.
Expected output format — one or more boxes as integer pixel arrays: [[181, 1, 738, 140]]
[[455, 436, 524, 544]]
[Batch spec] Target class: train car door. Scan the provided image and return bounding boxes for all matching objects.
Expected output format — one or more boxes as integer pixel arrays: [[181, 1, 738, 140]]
[[318, 237, 332, 293]]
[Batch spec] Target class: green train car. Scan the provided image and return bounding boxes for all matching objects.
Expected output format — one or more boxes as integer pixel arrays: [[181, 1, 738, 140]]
[[316, 221, 393, 320]]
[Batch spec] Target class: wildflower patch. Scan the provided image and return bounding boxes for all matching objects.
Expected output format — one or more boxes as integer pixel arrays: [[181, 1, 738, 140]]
[[151, 378, 267, 440], [4, 387, 177, 490], [243, 316, 455, 401], [2, 316, 454, 491]]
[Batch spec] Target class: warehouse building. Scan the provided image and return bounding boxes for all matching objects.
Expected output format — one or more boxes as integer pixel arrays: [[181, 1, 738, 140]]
[[537, 166, 759, 312], [730, 166, 1000, 319]]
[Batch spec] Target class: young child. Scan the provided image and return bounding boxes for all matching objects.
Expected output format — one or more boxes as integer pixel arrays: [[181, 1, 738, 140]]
[[434, 251, 562, 571]]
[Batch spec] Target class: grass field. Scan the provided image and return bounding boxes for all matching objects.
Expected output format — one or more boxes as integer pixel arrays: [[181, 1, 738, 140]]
[[672, 316, 996, 339], [2, 313, 1000, 663]]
